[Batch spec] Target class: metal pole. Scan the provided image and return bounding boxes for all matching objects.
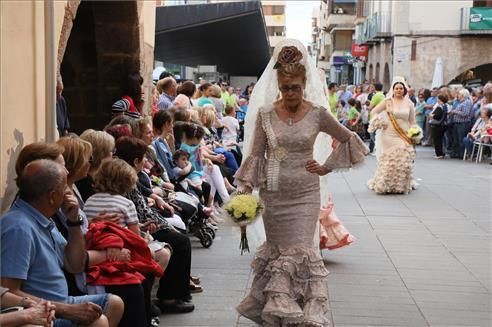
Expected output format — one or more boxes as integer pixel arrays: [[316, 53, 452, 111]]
[[44, 0, 56, 142]]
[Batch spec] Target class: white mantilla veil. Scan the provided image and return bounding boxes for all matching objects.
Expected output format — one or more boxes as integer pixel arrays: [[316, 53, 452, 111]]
[[242, 39, 333, 164]]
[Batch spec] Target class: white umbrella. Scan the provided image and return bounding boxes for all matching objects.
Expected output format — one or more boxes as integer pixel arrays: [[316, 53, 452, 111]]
[[431, 57, 443, 88], [153, 67, 166, 81]]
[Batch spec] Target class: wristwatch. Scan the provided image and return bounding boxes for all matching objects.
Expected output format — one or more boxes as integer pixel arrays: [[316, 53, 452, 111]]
[[66, 215, 84, 227]]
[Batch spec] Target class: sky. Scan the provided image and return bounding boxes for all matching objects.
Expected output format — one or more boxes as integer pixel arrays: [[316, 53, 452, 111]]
[[285, 1, 319, 46]]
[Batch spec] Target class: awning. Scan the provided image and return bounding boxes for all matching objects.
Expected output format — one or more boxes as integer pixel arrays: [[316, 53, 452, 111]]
[[154, 1, 271, 76]]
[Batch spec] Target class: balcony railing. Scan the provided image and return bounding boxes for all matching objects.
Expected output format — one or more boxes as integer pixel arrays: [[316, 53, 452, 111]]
[[326, 13, 356, 32], [460, 7, 492, 34], [355, 11, 391, 44]]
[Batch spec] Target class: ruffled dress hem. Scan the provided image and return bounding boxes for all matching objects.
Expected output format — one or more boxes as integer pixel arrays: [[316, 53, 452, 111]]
[[367, 145, 416, 194], [236, 243, 330, 327]]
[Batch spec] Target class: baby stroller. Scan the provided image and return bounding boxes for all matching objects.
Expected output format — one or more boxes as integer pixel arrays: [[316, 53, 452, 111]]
[[170, 191, 216, 248]]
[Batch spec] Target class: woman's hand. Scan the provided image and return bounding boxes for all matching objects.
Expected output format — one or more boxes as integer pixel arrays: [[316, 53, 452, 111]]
[[165, 132, 175, 145], [163, 182, 175, 191], [154, 196, 166, 210], [213, 154, 226, 164], [163, 202, 175, 215], [153, 187, 164, 197], [142, 221, 159, 234], [106, 248, 121, 261], [305, 160, 330, 176], [147, 198, 156, 207]]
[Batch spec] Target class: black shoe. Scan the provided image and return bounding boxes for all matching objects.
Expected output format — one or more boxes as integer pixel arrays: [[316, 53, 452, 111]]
[[157, 299, 195, 314], [182, 294, 192, 302]]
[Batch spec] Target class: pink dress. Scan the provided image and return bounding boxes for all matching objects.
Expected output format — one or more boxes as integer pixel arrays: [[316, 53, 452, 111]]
[[235, 104, 368, 326], [319, 194, 355, 250]]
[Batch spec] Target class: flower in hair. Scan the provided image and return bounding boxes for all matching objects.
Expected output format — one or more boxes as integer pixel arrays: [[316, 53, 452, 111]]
[[274, 46, 303, 69]]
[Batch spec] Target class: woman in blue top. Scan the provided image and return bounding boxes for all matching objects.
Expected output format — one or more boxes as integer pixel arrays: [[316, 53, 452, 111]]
[[196, 83, 214, 107], [179, 122, 230, 206]]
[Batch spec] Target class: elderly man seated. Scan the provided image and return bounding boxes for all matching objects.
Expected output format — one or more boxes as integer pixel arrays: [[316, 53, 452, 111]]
[[0, 159, 123, 327]]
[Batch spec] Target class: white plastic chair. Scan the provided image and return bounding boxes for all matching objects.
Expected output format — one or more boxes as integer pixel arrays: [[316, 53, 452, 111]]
[[475, 135, 492, 163]]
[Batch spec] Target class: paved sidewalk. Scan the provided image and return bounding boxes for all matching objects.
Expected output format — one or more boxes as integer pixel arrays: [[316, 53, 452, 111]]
[[159, 147, 491, 327]]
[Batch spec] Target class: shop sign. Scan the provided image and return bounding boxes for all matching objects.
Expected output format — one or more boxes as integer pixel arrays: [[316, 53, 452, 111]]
[[351, 44, 369, 57], [333, 56, 346, 65], [470, 7, 492, 30]]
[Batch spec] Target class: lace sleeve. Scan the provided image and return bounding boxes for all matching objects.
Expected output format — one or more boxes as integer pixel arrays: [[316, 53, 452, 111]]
[[234, 112, 267, 189], [323, 133, 369, 172]]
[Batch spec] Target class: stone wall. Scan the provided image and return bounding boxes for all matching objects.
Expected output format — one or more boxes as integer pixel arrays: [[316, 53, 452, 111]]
[[0, 0, 157, 213], [407, 36, 492, 89], [365, 35, 492, 90], [366, 41, 392, 91]]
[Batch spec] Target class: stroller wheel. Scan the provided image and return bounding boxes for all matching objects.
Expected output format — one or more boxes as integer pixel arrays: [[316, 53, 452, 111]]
[[204, 226, 216, 239], [200, 231, 213, 248]]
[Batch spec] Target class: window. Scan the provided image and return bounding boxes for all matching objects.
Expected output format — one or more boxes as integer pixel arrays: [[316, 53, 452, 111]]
[[272, 5, 284, 15]]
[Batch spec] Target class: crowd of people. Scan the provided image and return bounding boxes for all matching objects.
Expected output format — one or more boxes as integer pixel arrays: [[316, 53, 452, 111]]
[[0, 71, 253, 327], [327, 80, 492, 161]]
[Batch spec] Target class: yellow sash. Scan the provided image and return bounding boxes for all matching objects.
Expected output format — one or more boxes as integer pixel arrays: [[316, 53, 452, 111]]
[[386, 100, 414, 146]]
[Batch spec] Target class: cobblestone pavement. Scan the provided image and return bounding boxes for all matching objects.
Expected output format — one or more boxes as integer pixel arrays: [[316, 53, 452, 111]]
[[159, 147, 491, 327]]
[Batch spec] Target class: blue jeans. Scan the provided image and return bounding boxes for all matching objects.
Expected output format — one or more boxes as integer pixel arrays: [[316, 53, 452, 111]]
[[451, 122, 471, 157], [214, 147, 239, 173], [463, 135, 475, 156], [54, 294, 110, 327]]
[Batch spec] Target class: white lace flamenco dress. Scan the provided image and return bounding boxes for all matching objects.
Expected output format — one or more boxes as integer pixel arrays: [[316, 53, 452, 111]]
[[367, 100, 417, 195], [235, 104, 368, 327]]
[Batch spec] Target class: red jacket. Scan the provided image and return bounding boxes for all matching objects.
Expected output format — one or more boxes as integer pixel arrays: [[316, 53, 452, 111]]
[[85, 222, 163, 286]]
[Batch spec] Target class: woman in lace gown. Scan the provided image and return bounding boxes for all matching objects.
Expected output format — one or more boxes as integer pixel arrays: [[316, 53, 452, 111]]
[[367, 77, 418, 194], [235, 41, 368, 327]]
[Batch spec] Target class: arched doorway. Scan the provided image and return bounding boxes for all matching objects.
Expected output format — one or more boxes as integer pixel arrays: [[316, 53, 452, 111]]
[[375, 62, 380, 83], [383, 62, 390, 91], [60, 1, 141, 134], [449, 63, 492, 86]]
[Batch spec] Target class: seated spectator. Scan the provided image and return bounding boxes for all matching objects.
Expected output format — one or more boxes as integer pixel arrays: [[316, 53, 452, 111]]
[[115, 137, 195, 314], [104, 124, 133, 142], [179, 123, 231, 206], [1, 159, 122, 327], [174, 81, 196, 110], [208, 85, 225, 121], [196, 83, 213, 107], [14, 141, 163, 326], [0, 286, 55, 327], [173, 150, 200, 192], [221, 105, 240, 145], [200, 106, 239, 176], [84, 159, 141, 235], [77, 130, 116, 201], [463, 107, 492, 157]]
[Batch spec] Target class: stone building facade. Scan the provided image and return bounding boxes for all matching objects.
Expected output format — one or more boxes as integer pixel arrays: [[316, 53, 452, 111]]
[[355, 0, 492, 90]]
